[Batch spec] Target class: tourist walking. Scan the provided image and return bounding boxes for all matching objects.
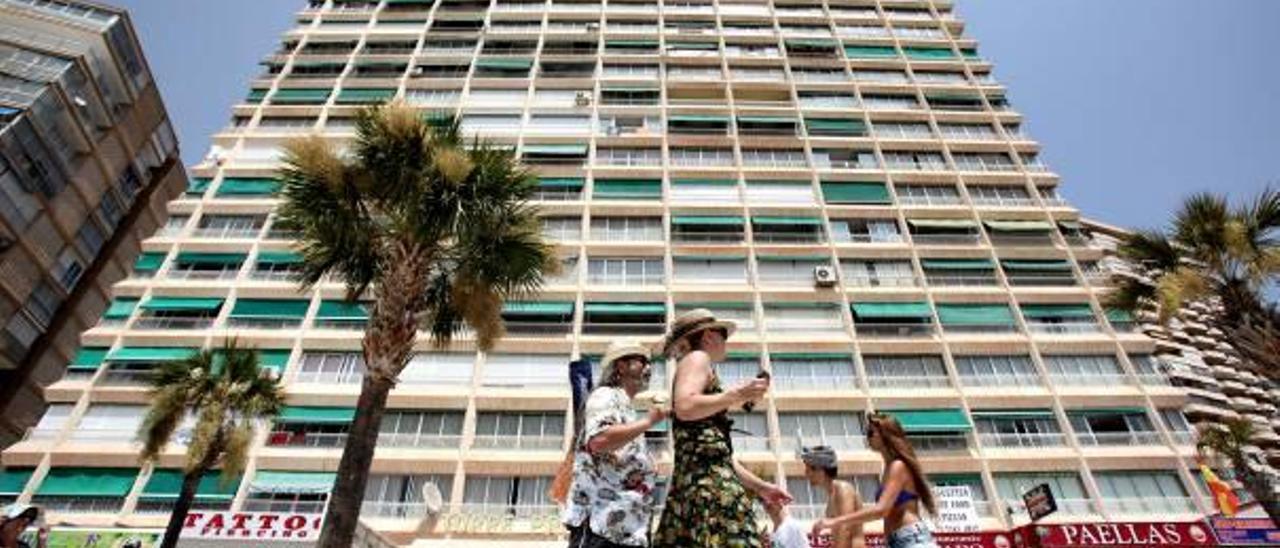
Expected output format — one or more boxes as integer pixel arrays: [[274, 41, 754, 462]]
[[652, 309, 792, 548], [811, 413, 939, 548], [798, 445, 865, 548], [562, 340, 668, 548]]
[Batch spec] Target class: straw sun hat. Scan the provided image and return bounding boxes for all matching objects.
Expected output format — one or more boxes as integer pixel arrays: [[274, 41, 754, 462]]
[[660, 308, 737, 356], [599, 339, 650, 387]]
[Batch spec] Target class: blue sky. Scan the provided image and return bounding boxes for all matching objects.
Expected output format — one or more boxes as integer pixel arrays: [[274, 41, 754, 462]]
[[113, 0, 1279, 230]]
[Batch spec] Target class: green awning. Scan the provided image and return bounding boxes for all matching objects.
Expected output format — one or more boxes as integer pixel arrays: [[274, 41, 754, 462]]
[[1001, 260, 1073, 271], [851, 302, 932, 319], [186, 179, 210, 196], [142, 470, 241, 501], [290, 60, 344, 69], [787, 39, 837, 49], [250, 471, 336, 494], [103, 298, 139, 319], [256, 251, 302, 265], [908, 219, 977, 229], [844, 45, 898, 58], [969, 409, 1055, 419], [69, 347, 110, 371], [667, 42, 718, 50], [175, 252, 246, 266], [921, 259, 994, 270], [336, 88, 396, 104], [134, 252, 166, 271], [984, 220, 1054, 232], [107, 347, 197, 362], [805, 118, 867, 135], [36, 468, 138, 497], [594, 179, 662, 198], [883, 409, 971, 433], [771, 352, 851, 360], [229, 299, 310, 320], [523, 144, 588, 156], [246, 89, 268, 103], [960, 48, 980, 59], [503, 301, 574, 316], [936, 304, 1015, 326], [0, 469, 33, 496], [316, 301, 369, 320], [672, 178, 736, 186], [1020, 304, 1094, 319], [539, 177, 585, 189], [140, 297, 224, 312], [258, 349, 291, 372], [271, 88, 331, 104], [1067, 407, 1146, 416], [216, 178, 280, 196], [752, 216, 823, 226], [276, 406, 356, 424], [821, 182, 890, 204], [584, 303, 665, 315], [475, 58, 534, 70], [671, 215, 745, 226], [738, 116, 795, 125], [902, 47, 956, 60], [670, 115, 730, 124]]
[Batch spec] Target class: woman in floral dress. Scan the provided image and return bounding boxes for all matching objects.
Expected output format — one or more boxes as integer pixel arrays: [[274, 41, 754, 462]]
[[652, 309, 792, 548]]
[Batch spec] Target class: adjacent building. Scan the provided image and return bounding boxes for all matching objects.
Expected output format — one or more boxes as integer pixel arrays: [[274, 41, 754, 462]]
[[0, 0, 186, 447], [0, 0, 1224, 544]]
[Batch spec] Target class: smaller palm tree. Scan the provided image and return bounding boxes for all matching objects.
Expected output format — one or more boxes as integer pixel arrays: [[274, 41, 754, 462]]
[[1196, 418, 1280, 524], [137, 339, 285, 548]]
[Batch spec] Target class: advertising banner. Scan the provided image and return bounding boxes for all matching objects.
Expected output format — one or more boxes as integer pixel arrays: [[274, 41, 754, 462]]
[[1012, 521, 1216, 547], [20, 529, 161, 548], [181, 511, 323, 541], [1209, 516, 1280, 545]]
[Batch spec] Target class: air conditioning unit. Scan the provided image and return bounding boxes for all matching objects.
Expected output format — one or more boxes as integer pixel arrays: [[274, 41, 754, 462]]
[[575, 91, 593, 106], [813, 265, 837, 287]]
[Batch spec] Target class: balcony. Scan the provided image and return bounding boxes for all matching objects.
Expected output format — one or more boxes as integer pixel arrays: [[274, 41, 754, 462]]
[[773, 375, 859, 392], [266, 430, 348, 448], [959, 374, 1043, 388], [471, 435, 564, 451], [166, 268, 240, 281], [377, 433, 463, 449], [867, 375, 950, 389], [1026, 321, 1101, 335], [1074, 430, 1163, 447], [132, 316, 216, 330], [1048, 373, 1131, 387], [908, 435, 970, 452], [856, 323, 936, 338], [1102, 497, 1197, 516], [978, 432, 1066, 448], [361, 500, 429, 520], [777, 435, 865, 453]]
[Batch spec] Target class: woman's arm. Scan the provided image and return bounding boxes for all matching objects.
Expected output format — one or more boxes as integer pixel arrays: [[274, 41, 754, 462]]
[[671, 352, 742, 421], [814, 461, 911, 533], [732, 459, 770, 493]]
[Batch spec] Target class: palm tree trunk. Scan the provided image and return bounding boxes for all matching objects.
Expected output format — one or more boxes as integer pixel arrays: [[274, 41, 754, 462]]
[[1237, 463, 1280, 526], [315, 360, 395, 548], [160, 439, 222, 548]]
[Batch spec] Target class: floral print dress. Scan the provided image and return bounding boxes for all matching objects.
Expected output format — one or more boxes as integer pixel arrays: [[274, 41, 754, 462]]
[[652, 373, 766, 548]]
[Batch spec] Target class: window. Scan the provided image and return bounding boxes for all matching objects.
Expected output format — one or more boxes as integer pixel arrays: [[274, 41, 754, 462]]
[[995, 473, 1090, 516], [1042, 354, 1126, 385], [670, 215, 744, 243], [728, 412, 769, 453], [744, 181, 815, 206], [70, 405, 145, 442], [461, 114, 522, 136], [1068, 409, 1159, 446], [840, 259, 915, 287], [741, 149, 807, 169], [597, 147, 661, 167], [26, 403, 73, 440], [193, 214, 265, 239], [874, 122, 933, 140], [864, 355, 948, 388], [541, 216, 582, 241], [244, 471, 332, 513], [590, 217, 662, 242], [363, 474, 453, 519], [670, 147, 734, 167], [921, 259, 997, 286], [770, 354, 858, 391], [763, 303, 844, 333], [401, 353, 476, 386], [473, 412, 565, 450], [851, 302, 935, 337], [587, 257, 664, 285], [462, 476, 555, 518], [973, 410, 1064, 448], [969, 185, 1033, 207], [1095, 471, 1194, 515], [296, 352, 364, 384], [672, 256, 747, 283], [829, 218, 902, 244], [480, 354, 568, 388], [752, 216, 825, 244], [896, 184, 961, 206], [776, 412, 865, 452], [954, 355, 1040, 387]]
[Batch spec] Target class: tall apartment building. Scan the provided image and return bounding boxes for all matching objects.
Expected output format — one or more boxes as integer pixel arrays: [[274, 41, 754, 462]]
[[0, 0, 1221, 544], [0, 0, 185, 447]]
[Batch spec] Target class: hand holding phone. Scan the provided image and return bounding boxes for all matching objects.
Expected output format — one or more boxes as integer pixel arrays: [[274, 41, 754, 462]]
[[741, 370, 771, 412]]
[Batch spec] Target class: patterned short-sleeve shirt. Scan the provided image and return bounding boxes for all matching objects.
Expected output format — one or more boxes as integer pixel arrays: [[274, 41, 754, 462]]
[[561, 386, 657, 546]]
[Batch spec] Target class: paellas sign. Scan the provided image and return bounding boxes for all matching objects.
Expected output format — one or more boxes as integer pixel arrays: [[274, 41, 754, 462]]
[[181, 511, 323, 541], [1014, 521, 1216, 547]]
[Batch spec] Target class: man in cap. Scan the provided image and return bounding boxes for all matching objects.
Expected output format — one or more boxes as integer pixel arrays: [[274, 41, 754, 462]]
[[562, 340, 669, 548], [0, 504, 47, 548], [799, 445, 864, 548]]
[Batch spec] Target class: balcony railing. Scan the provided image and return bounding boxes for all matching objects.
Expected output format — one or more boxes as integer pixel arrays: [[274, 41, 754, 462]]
[[29, 496, 121, 514], [978, 432, 1066, 448], [924, 274, 998, 286], [471, 434, 564, 451], [867, 375, 950, 389], [585, 273, 664, 286], [1102, 497, 1197, 516], [776, 435, 865, 453], [377, 433, 463, 449], [731, 436, 771, 453], [910, 233, 981, 245], [133, 316, 216, 330], [504, 322, 574, 335], [1048, 373, 1131, 387], [960, 374, 1043, 388], [1027, 322, 1100, 335], [361, 500, 428, 519], [773, 376, 859, 391], [1007, 497, 1093, 516], [99, 369, 155, 386], [1074, 431, 1163, 446], [244, 497, 327, 514], [856, 323, 935, 338], [267, 431, 348, 448], [909, 435, 970, 452], [1006, 274, 1076, 287], [942, 323, 1020, 335], [166, 268, 240, 280], [191, 227, 262, 239]]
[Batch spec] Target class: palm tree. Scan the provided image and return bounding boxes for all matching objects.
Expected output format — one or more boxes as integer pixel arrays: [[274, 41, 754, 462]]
[[1196, 418, 1280, 523], [1106, 188, 1280, 381], [137, 340, 285, 548], [278, 103, 557, 547]]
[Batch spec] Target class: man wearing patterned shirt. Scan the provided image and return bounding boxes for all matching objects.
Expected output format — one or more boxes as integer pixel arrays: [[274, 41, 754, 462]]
[[562, 340, 669, 548]]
